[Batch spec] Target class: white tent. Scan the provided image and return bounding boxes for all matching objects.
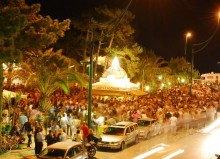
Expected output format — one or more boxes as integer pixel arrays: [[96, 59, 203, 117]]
[[3, 90, 27, 99], [92, 57, 147, 96]]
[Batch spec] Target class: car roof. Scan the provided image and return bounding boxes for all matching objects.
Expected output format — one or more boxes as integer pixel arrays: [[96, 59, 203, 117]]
[[138, 117, 156, 121], [47, 141, 82, 150], [111, 121, 137, 127]]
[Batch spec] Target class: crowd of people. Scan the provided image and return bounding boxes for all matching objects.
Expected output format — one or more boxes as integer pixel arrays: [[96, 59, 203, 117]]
[[2, 82, 220, 155]]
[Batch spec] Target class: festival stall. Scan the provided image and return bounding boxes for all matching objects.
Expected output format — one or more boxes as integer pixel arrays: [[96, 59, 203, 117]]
[[3, 89, 27, 99]]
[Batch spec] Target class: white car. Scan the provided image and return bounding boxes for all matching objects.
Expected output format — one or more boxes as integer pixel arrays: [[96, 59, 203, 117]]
[[97, 121, 139, 150], [138, 118, 162, 139]]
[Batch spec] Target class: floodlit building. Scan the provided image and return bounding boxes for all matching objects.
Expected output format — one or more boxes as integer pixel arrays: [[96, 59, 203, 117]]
[[200, 72, 220, 84]]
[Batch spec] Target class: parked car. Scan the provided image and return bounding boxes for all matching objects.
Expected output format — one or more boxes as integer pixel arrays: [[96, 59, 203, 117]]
[[97, 121, 139, 150], [24, 141, 88, 159], [138, 117, 162, 139]]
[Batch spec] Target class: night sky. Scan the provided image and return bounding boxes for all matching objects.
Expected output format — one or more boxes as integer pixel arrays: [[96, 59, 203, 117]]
[[25, 0, 220, 74]]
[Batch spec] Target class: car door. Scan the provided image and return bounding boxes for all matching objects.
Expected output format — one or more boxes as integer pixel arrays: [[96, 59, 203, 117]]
[[73, 145, 87, 159], [66, 145, 86, 159], [125, 127, 133, 145], [130, 125, 136, 142]]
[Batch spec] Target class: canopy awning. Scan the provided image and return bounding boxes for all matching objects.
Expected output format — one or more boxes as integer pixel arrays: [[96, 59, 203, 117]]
[[129, 90, 147, 96], [92, 89, 128, 96], [92, 80, 147, 96]]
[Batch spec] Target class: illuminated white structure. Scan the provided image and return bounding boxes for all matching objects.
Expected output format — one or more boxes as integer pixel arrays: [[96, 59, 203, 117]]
[[92, 57, 144, 96]]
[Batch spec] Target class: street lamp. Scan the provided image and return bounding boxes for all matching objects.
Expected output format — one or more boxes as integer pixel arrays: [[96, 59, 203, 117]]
[[190, 11, 220, 96], [184, 32, 191, 60]]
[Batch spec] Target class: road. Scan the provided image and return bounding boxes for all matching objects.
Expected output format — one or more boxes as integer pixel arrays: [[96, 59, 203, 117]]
[[2, 121, 220, 159], [95, 125, 220, 159]]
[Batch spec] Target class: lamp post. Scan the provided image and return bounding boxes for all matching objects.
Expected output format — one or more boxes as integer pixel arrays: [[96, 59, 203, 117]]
[[190, 11, 220, 96], [190, 48, 194, 96], [184, 32, 191, 60], [80, 32, 94, 128], [142, 65, 146, 91], [88, 31, 94, 128]]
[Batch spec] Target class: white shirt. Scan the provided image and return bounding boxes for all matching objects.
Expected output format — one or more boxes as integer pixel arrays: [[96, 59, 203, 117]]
[[170, 116, 178, 126], [36, 131, 44, 142], [59, 132, 67, 141], [60, 116, 68, 127]]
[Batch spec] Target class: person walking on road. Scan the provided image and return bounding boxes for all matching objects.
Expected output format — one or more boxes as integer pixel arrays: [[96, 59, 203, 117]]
[[22, 118, 33, 147], [34, 127, 44, 156], [170, 114, 178, 135]]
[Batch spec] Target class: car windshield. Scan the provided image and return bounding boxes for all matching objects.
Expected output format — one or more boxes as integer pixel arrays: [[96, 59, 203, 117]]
[[39, 148, 66, 158], [138, 120, 151, 126], [103, 127, 125, 135]]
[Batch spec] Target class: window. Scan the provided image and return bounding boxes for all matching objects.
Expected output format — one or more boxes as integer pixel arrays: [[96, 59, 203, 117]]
[[66, 148, 75, 158], [134, 124, 138, 130], [40, 149, 65, 158], [104, 127, 125, 135], [126, 127, 131, 134], [75, 145, 83, 154], [130, 126, 134, 132]]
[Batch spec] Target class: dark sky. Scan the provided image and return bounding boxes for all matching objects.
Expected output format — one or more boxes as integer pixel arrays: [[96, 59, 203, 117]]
[[25, 0, 220, 74]]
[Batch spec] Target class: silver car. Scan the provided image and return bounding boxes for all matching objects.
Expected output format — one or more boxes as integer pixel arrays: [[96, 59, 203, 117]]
[[138, 117, 162, 139], [37, 142, 87, 159], [97, 121, 139, 150]]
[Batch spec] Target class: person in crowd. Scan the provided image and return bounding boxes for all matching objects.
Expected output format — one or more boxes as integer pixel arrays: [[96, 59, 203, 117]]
[[10, 123, 20, 136], [59, 128, 67, 142], [132, 110, 138, 123], [49, 106, 55, 125], [80, 121, 89, 141], [19, 113, 28, 130], [34, 127, 44, 156], [182, 109, 192, 132], [45, 130, 54, 146], [70, 120, 77, 139], [73, 129, 83, 142], [36, 114, 43, 127], [51, 120, 60, 134], [67, 113, 72, 136], [87, 128, 99, 143], [60, 114, 68, 133], [2, 113, 10, 124], [206, 105, 216, 123], [53, 129, 60, 143], [170, 114, 178, 135], [22, 118, 33, 148]]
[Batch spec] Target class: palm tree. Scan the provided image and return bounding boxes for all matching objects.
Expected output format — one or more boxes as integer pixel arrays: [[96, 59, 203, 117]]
[[135, 50, 170, 92], [19, 49, 87, 113]]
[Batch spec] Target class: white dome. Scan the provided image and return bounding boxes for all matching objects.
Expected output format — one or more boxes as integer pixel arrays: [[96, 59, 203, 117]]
[[102, 57, 127, 79], [103, 67, 127, 79]]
